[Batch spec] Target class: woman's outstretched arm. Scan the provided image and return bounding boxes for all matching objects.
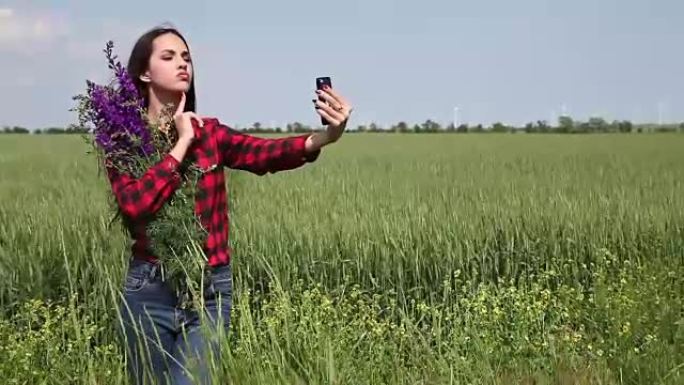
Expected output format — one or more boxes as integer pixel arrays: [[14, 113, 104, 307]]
[[215, 83, 352, 175], [215, 122, 324, 175]]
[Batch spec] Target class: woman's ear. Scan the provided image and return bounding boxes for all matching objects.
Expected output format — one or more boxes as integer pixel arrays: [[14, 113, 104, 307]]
[[139, 72, 151, 83]]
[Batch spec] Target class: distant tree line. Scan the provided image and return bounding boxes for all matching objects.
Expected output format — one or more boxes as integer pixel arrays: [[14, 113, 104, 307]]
[[2, 117, 684, 135], [0, 125, 89, 135], [226, 117, 684, 134]]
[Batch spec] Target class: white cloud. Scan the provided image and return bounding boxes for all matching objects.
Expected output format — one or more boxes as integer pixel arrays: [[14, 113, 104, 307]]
[[0, 8, 71, 54], [1, 6, 146, 88], [0, 8, 14, 18]]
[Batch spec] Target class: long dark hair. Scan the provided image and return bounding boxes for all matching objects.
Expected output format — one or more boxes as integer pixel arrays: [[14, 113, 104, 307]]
[[127, 24, 197, 112]]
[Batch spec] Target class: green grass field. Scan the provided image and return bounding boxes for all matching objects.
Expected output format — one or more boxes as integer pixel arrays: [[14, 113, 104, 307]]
[[0, 133, 682, 384]]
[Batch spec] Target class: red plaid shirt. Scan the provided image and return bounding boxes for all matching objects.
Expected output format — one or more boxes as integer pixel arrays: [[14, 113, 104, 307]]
[[106, 117, 320, 267]]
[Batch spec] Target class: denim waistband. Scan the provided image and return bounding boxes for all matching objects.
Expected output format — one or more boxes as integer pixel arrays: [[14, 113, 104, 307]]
[[128, 258, 162, 279], [127, 257, 231, 279]]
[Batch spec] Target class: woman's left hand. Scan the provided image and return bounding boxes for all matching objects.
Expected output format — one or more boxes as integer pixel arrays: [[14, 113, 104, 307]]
[[313, 85, 353, 144]]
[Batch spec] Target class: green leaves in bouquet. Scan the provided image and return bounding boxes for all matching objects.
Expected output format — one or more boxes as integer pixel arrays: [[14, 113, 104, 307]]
[[143, 104, 211, 296]]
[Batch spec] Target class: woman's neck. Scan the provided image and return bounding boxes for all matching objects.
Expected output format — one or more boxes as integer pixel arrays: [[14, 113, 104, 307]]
[[146, 88, 181, 126]]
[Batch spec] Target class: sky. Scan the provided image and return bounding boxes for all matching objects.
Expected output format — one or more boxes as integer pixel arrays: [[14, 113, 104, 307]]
[[1, 0, 684, 130]]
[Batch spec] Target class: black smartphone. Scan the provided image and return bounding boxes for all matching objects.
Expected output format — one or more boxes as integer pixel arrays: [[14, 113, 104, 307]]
[[316, 76, 332, 125]]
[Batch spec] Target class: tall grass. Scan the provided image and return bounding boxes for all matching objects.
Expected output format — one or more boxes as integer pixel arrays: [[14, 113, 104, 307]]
[[0, 133, 682, 384]]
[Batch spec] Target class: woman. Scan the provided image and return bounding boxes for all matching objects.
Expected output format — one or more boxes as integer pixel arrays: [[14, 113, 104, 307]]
[[112, 25, 352, 385]]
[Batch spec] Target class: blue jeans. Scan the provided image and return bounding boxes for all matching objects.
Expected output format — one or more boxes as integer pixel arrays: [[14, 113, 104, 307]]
[[118, 258, 232, 385]]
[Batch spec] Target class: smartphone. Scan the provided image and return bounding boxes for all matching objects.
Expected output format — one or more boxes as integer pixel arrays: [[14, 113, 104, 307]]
[[316, 76, 332, 125]]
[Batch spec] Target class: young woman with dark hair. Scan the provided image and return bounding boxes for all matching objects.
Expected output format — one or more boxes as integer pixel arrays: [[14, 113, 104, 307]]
[[113, 25, 352, 385]]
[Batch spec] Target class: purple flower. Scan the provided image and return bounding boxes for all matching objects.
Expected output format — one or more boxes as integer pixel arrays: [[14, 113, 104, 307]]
[[81, 41, 153, 157]]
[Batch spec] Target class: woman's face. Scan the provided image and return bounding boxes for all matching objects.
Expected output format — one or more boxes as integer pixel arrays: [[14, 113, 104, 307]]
[[141, 33, 193, 94]]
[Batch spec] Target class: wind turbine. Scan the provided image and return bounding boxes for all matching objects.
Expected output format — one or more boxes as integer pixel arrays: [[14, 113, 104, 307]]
[[657, 101, 665, 126], [453, 106, 459, 128]]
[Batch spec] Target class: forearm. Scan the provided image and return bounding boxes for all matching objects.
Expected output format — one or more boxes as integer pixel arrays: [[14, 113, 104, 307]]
[[305, 131, 333, 153], [106, 137, 193, 220], [107, 154, 183, 220], [169, 136, 194, 163]]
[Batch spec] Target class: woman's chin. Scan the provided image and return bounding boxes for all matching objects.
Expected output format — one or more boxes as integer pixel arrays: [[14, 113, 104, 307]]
[[166, 83, 191, 93]]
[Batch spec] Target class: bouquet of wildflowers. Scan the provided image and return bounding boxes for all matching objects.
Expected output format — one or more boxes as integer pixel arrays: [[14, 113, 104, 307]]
[[70, 41, 209, 298]]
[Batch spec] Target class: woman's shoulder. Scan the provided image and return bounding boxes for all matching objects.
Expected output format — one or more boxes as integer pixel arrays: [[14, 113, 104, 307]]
[[200, 116, 221, 126], [200, 116, 237, 131]]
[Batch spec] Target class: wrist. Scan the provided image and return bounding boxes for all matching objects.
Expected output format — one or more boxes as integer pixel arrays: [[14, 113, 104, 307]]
[[306, 132, 329, 153], [319, 131, 333, 145], [177, 135, 194, 146]]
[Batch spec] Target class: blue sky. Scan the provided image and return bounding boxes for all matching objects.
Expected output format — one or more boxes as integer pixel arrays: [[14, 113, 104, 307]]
[[1, 0, 683, 129]]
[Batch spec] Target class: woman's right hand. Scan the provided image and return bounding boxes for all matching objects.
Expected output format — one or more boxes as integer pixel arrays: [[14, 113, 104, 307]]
[[169, 92, 202, 163], [174, 92, 203, 142]]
